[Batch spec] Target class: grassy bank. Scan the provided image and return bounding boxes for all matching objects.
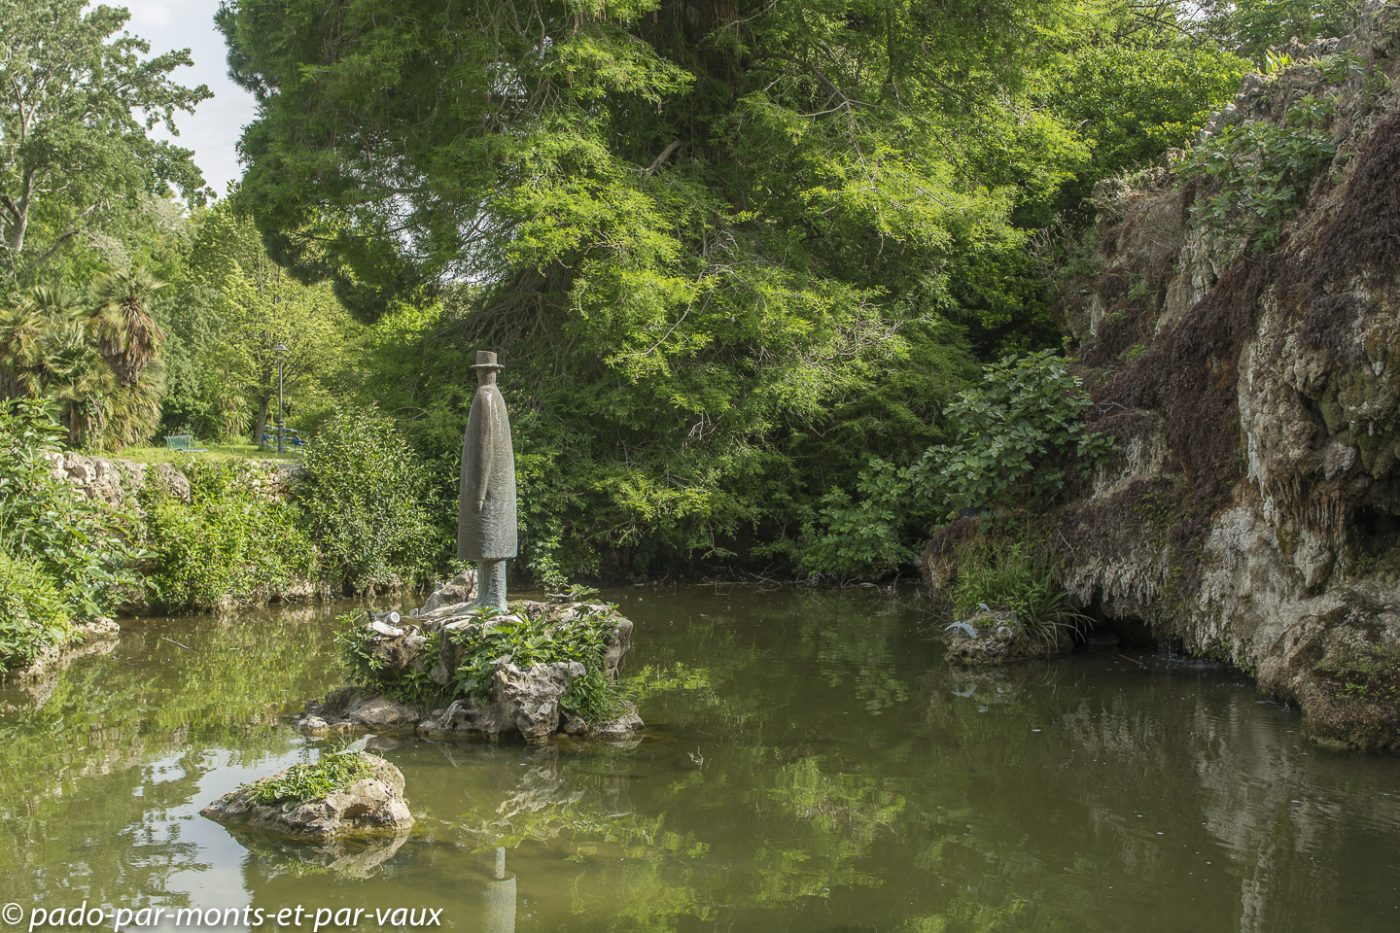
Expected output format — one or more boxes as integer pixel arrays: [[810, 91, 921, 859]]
[[1, 402, 449, 673]]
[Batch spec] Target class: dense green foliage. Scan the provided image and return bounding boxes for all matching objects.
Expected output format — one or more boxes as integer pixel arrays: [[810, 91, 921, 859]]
[[217, 0, 1260, 579], [142, 409, 440, 610], [1197, 0, 1367, 61], [158, 200, 364, 444], [0, 402, 138, 667], [0, 400, 438, 642], [0, 273, 169, 448], [795, 351, 1108, 580], [0, 549, 72, 669], [0, 0, 1372, 598], [295, 408, 443, 594], [0, 0, 208, 295], [919, 351, 1113, 518], [249, 750, 374, 805], [1181, 92, 1338, 252], [141, 462, 317, 612], [795, 457, 923, 582]]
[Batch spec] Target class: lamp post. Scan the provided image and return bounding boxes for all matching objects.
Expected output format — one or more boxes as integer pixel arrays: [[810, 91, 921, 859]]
[[273, 343, 288, 454]]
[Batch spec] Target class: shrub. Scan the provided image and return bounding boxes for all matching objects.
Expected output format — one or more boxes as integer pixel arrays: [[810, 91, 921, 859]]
[[796, 457, 923, 581], [0, 550, 74, 670], [1180, 93, 1336, 253], [0, 400, 139, 631], [917, 351, 1112, 518], [295, 407, 443, 594], [142, 462, 317, 611], [950, 540, 1089, 644]]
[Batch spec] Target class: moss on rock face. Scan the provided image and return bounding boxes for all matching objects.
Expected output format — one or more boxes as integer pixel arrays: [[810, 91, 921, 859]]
[[1307, 639, 1400, 751]]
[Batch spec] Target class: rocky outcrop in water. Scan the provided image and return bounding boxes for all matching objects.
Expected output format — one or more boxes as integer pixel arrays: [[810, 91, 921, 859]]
[[944, 610, 1074, 665], [201, 752, 413, 840], [297, 587, 642, 743], [929, 5, 1400, 750]]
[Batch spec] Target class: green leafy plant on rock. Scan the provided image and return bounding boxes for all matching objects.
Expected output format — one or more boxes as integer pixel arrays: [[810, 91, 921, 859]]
[[1180, 93, 1337, 253], [0, 401, 139, 670], [451, 605, 629, 722], [1314, 641, 1400, 703], [250, 751, 374, 805], [0, 550, 73, 670], [336, 605, 629, 723], [950, 540, 1090, 645]]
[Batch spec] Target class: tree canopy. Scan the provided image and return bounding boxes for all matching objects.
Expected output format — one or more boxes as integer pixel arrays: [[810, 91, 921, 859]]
[[218, 0, 1254, 575], [0, 0, 210, 293]]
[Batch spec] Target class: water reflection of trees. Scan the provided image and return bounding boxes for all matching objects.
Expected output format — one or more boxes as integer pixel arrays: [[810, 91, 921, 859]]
[[3, 589, 1400, 933], [0, 607, 341, 908]]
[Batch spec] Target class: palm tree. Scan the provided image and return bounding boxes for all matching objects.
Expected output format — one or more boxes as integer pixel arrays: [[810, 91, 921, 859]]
[[91, 269, 165, 387], [0, 283, 163, 448], [0, 287, 85, 399]]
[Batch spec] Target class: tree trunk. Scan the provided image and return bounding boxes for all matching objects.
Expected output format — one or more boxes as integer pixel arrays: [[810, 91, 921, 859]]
[[253, 396, 270, 447]]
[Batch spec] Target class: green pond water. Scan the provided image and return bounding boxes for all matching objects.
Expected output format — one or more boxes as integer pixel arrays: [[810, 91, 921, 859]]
[[3, 587, 1400, 932]]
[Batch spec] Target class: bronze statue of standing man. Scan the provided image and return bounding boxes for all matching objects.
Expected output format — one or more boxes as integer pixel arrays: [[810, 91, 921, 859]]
[[459, 350, 517, 611]]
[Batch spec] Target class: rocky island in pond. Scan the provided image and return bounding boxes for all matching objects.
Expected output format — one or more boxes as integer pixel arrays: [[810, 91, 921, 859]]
[[297, 573, 643, 743], [297, 354, 643, 743], [201, 751, 413, 842]]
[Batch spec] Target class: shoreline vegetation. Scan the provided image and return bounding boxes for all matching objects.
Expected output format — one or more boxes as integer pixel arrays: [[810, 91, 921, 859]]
[[3, 1, 1398, 750]]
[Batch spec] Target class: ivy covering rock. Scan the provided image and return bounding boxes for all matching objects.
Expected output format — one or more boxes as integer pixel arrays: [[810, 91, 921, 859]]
[[297, 575, 641, 743]]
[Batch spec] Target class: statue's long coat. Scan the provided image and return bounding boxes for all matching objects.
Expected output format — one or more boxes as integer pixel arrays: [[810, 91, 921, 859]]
[[458, 383, 518, 560]]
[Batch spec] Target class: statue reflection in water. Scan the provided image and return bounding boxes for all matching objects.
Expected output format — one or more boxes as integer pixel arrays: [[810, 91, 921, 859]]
[[484, 846, 517, 933]]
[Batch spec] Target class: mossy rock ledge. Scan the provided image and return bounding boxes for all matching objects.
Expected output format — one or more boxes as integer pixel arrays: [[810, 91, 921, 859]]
[[944, 610, 1074, 665], [297, 576, 643, 743], [201, 752, 413, 842]]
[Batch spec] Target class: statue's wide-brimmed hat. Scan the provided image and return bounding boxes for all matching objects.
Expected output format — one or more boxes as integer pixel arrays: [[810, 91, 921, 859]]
[[471, 350, 504, 369]]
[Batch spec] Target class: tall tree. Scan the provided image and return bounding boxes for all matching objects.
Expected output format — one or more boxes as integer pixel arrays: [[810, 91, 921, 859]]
[[218, 0, 1250, 575], [159, 200, 359, 443], [0, 0, 211, 291]]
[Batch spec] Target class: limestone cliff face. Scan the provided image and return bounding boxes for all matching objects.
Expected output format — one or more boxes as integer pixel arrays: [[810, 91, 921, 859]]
[[1051, 4, 1400, 749]]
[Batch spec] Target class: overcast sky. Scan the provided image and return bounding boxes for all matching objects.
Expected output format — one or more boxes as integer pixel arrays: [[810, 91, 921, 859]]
[[126, 0, 256, 195]]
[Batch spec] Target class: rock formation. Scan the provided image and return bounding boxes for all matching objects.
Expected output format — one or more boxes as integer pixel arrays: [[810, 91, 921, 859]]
[[201, 752, 413, 841], [298, 580, 643, 743], [941, 4, 1400, 749]]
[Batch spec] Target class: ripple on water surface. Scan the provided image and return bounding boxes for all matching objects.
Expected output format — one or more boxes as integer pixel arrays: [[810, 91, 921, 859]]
[[2, 588, 1399, 932]]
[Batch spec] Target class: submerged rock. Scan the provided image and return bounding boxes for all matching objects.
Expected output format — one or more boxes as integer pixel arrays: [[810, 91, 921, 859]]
[[201, 752, 413, 841], [562, 699, 646, 740], [218, 823, 410, 879], [295, 687, 422, 736], [944, 610, 1073, 665]]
